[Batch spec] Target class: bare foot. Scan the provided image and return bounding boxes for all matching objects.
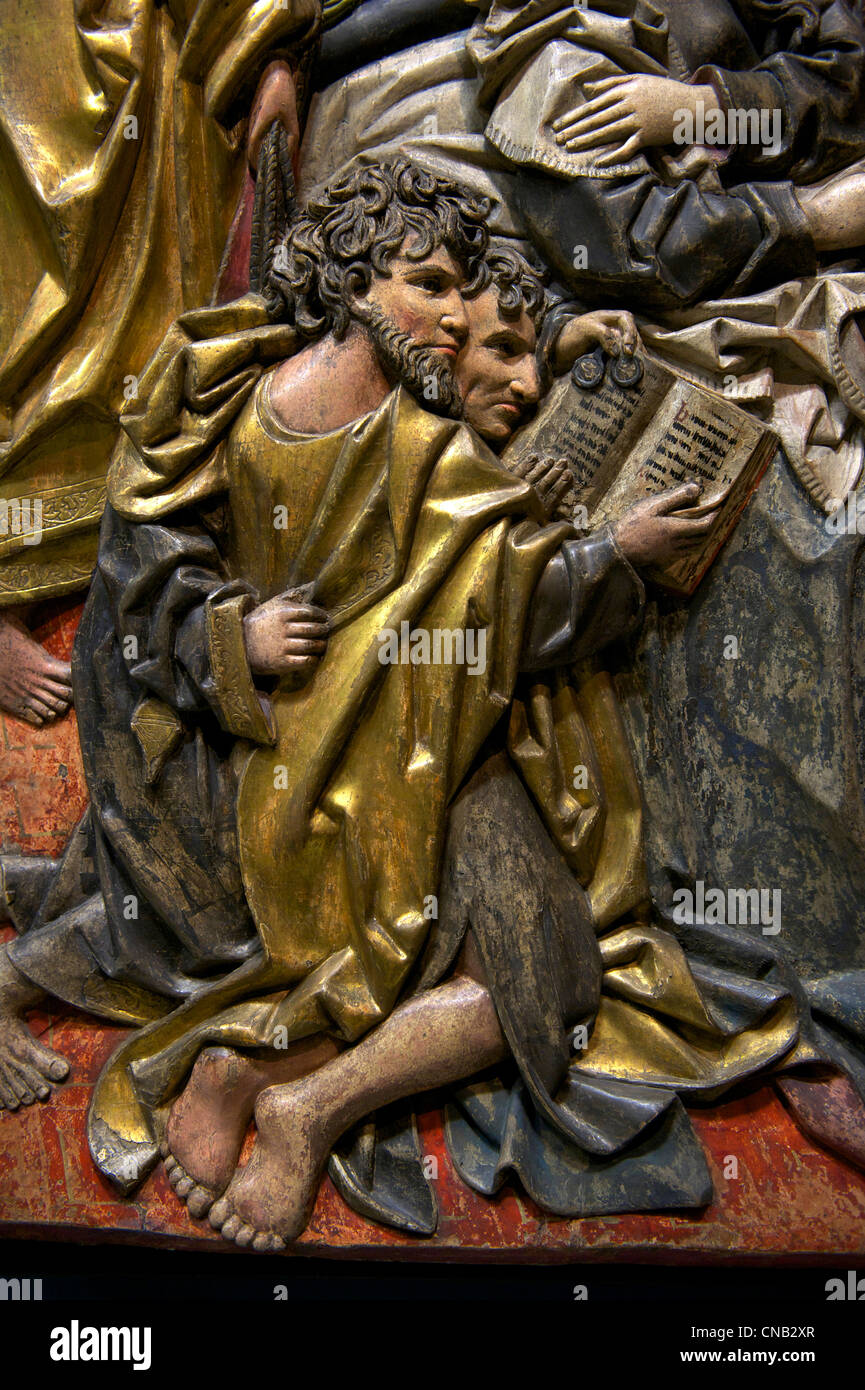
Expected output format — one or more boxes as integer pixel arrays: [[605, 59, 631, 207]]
[[165, 1038, 339, 1219], [0, 612, 73, 725], [164, 1048, 265, 1218], [209, 1079, 330, 1251], [0, 944, 69, 1109]]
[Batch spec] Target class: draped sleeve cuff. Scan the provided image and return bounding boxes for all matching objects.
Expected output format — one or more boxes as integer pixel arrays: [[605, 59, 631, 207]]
[[200, 0, 322, 127], [205, 591, 276, 743], [690, 65, 786, 126], [727, 179, 817, 291], [521, 528, 645, 671]]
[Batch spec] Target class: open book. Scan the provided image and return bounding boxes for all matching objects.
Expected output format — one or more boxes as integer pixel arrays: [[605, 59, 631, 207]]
[[503, 352, 778, 595]]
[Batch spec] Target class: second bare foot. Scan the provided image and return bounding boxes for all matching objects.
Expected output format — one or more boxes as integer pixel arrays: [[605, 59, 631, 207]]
[[163, 1048, 262, 1216], [0, 945, 69, 1109], [0, 613, 73, 726]]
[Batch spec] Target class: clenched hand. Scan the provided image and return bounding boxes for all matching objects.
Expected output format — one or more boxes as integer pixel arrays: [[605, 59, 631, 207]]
[[244, 592, 331, 681], [554, 310, 640, 373]]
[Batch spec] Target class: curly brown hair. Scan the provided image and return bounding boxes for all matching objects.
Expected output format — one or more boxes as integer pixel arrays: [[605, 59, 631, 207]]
[[271, 158, 491, 339], [479, 244, 550, 332]]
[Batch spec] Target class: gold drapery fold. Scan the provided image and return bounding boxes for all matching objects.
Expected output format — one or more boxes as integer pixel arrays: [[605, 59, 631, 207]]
[[508, 662, 649, 928], [0, 0, 319, 604], [110, 295, 299, 519], [578, 924, 798, 1090]]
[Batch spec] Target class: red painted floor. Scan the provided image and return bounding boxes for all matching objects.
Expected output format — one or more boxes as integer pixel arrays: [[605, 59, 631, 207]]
[[2, 602, 864, 1261]]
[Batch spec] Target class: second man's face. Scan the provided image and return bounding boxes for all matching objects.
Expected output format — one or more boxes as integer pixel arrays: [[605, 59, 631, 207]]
[[456, 288, 541, 446]]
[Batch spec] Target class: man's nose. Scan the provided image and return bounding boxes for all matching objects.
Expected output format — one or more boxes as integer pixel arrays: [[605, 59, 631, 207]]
[[512, 359, 541, 404], [441, 291, 468, 347]]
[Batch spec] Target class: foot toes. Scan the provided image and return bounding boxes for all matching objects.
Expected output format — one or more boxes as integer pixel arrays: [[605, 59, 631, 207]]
[[28, 698, 60, 722], [10, 1058, 49, 1101], [234, 1223, 255, 1247], [21, 1040, 70, 1082], [40, 692, 70, 714], [175, 1175, 194, 1198], [40, 677, 73, 700], [45, 657, 72, 681], [187, 1186, 215, 1219], [252, 1231, 284, 1253], [164, 1155, 178, 1174], [0, 1065, 22, 1109], [221, 1214, 242, 1241], [4, 1066, 33, 1104], [209, 1198, 229, 1229]]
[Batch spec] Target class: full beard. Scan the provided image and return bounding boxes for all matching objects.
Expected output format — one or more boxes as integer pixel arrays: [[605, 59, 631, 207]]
[[360, 304, 464, 421]]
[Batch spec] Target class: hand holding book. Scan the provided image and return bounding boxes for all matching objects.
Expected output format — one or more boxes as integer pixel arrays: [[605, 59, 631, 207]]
[[611, 482, 720, 569], [510, 453, 575, 520]]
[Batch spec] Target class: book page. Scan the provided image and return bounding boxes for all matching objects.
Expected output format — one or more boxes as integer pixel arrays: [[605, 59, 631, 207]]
[[590, 375, 765, 526], [654, 431, 775, 593]]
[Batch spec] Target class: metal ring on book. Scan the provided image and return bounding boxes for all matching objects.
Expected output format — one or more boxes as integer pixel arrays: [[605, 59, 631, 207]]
[[571, 349, 605, 389], [610, 352, 644, 388]]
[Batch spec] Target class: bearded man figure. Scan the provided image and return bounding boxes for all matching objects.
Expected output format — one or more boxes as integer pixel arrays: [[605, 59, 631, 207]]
[[0, 158, 490, 1099], [236, 243, 798, 1248]]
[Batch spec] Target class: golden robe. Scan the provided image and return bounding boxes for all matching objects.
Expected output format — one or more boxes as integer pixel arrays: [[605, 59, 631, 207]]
[[80, 294, 582, 1182], [0, 0, 319, 606]]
